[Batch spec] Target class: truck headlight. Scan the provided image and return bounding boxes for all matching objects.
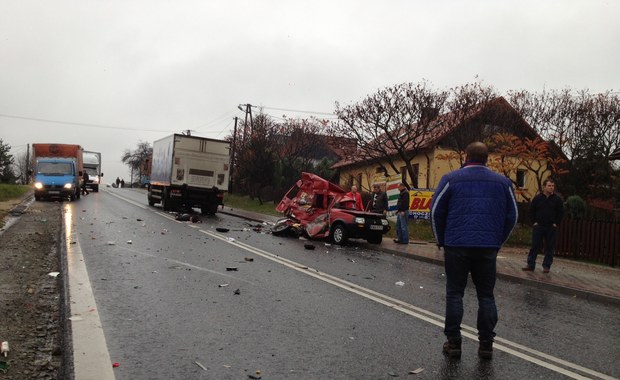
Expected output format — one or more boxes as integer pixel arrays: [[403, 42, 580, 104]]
[[354, 217, 365, 224], [34, 182, 43, 190], [381, 219, 389, 226], [64, 183, 73, 189]]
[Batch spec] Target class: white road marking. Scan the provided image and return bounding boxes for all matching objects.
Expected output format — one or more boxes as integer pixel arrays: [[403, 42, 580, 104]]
[[64, 205, 115, 380], [103, 188, 148, 209]]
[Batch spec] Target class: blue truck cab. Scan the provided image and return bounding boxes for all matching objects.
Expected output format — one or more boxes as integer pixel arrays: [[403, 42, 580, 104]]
[[32, 144, 84, 201]]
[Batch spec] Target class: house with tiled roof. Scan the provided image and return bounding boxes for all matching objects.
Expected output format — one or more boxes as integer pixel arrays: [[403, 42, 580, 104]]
[[332, 97, 563, 203]]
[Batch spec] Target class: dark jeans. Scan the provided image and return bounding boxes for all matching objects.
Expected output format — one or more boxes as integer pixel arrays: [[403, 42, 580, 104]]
[[527, 225, 557, 269], [396, 212, 409, 244], [444, 247, 498, 342]]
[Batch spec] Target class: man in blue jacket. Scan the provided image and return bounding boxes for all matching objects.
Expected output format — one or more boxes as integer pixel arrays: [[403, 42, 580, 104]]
[[430, 142, 518, 360]]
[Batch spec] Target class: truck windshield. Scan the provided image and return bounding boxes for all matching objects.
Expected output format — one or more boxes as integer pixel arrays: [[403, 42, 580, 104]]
[[37, 162, 73, 175], [84, 167, 98, 175]]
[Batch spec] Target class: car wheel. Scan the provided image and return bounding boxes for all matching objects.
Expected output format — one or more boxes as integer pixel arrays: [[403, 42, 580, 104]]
[[35, 194, 41, 201], [331, 223, 348, 245], [271, 219, 293, 236], [367, 234, 383, 244]]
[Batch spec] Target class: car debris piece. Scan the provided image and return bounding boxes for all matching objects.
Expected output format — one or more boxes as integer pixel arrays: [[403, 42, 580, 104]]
[[136, 218, 143, 221], [216, 227, 230, 232], [409, 368, 425, 374], [226, 267, 238, 271], [218, 283, 229, 287], [395, 281, 405, 286], [304, 244, 316, 250], [48, 272, 60, 277], [112, 362, 120, 368], [194, 361, 208, 371], [233, 288, 240, 295], [127, 240, 132, 244], [1, 342, 9, 357], [244, 257, 254, 262]]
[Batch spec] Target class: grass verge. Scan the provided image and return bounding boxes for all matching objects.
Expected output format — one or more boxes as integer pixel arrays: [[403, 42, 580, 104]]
[[0, 184, 31, 202], [224, 193, 282, 217]]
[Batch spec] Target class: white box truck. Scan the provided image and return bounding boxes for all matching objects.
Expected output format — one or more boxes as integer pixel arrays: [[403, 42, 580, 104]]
[[147, 134, 230, 214], [83, 151, 103, 192]]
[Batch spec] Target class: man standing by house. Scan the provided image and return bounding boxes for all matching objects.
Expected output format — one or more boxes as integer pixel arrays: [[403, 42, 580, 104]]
[[430, 142, 518, 360], [394, 182, 410, 244], [522, 179, 564, 273], [347, 185, 364, 211], [370, 183, 388, 215]]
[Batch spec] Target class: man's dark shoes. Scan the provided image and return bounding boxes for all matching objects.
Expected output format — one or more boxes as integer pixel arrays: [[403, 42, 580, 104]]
[[442, 338, 461, 359], [478, 340, 493, 360], [521, 266, 534, 271], [543, 267, 550, 273]]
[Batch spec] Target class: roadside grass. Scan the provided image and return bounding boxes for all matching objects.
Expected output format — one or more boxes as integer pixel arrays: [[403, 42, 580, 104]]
[[0, 184, 31, 202], [225, 193, 532, 247], [396, 219, 531, 248], [224, 193, 282, 217]]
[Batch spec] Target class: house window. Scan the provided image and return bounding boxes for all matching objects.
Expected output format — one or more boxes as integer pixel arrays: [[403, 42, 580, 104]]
[[516, 170, 526, 188], [412, 163, 419, 188], [400, 166, 407, 184], [356, 173, 362, 188]]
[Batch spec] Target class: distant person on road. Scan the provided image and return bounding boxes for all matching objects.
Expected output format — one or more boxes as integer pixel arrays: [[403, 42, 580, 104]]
[[81, 171, 89, 195], [115, 177, 120, 188], [370, 183, 388, 215], [120, 179, 125, 188], [394, 182, 410, 244], [347, 185, 363, 211], [430, 141, 518, 360], [522, 179, 564, 274]]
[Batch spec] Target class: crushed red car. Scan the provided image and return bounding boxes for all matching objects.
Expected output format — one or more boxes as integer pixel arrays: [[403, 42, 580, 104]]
[[272, 172, 390, 244]]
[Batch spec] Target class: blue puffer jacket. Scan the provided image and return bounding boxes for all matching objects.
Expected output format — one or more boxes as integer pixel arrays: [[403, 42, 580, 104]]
[[430, 164, 518, 249]]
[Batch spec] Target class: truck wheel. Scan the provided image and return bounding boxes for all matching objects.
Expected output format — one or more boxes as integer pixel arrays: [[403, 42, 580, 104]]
[[93, 185, 99, 192], [148, 197, 155, 206], [76, 189, 80, 199], [35, 194, 41, 201], [201, 203, 219, 215], [161, 190, 171, 211], [367, 234, 383, 244], [70, 192, 76, 201], [330, 223, 348, 245]]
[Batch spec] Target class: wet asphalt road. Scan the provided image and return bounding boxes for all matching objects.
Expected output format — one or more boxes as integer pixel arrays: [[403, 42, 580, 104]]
[[67, 188, 620, 380]]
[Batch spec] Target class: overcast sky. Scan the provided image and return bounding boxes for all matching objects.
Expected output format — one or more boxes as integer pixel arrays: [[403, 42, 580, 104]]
[[1, 0, 618, 183]]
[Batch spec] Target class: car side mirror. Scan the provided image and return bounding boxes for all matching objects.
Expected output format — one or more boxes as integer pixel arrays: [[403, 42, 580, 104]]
[[100, 173, 104, 177]]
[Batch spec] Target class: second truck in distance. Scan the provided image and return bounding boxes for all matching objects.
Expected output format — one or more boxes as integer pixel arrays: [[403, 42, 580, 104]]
[[147, 134, 230, 214]]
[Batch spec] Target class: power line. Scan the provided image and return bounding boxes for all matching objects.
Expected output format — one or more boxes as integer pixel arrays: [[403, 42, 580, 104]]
[[0, 112, 173, 133], [260, 106, 336, 117]]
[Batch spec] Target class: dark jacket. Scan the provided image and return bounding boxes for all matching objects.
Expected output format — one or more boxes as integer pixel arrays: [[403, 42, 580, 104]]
[[396, 188, 410, 213], [371, 191, 388, 213], [430, 164, 518, 249], [529, 193, 563, 226]]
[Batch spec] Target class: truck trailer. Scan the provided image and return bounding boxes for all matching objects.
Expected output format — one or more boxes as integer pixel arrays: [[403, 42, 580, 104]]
[[32, 143, 84, 201], [83, 151, 103, 192], [147, 134, 230, 214]]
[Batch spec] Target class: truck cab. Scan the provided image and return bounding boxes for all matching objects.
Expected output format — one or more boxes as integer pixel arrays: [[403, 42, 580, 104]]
[[33, 158, 81, 201]]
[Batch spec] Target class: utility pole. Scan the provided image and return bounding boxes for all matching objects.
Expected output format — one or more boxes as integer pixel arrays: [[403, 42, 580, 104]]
[[230, 117, 238, 193], [26, 144, 30, 183], [237, 104, 254, 143]]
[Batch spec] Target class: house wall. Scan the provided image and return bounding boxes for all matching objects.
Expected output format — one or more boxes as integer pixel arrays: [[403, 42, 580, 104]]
[[337, 146, 550, 202]]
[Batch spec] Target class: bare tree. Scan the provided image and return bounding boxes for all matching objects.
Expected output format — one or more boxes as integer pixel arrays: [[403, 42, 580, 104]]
[[121, 141, 152, 186], [12, 150, 30, 184], [330, 80, 450, 188]]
